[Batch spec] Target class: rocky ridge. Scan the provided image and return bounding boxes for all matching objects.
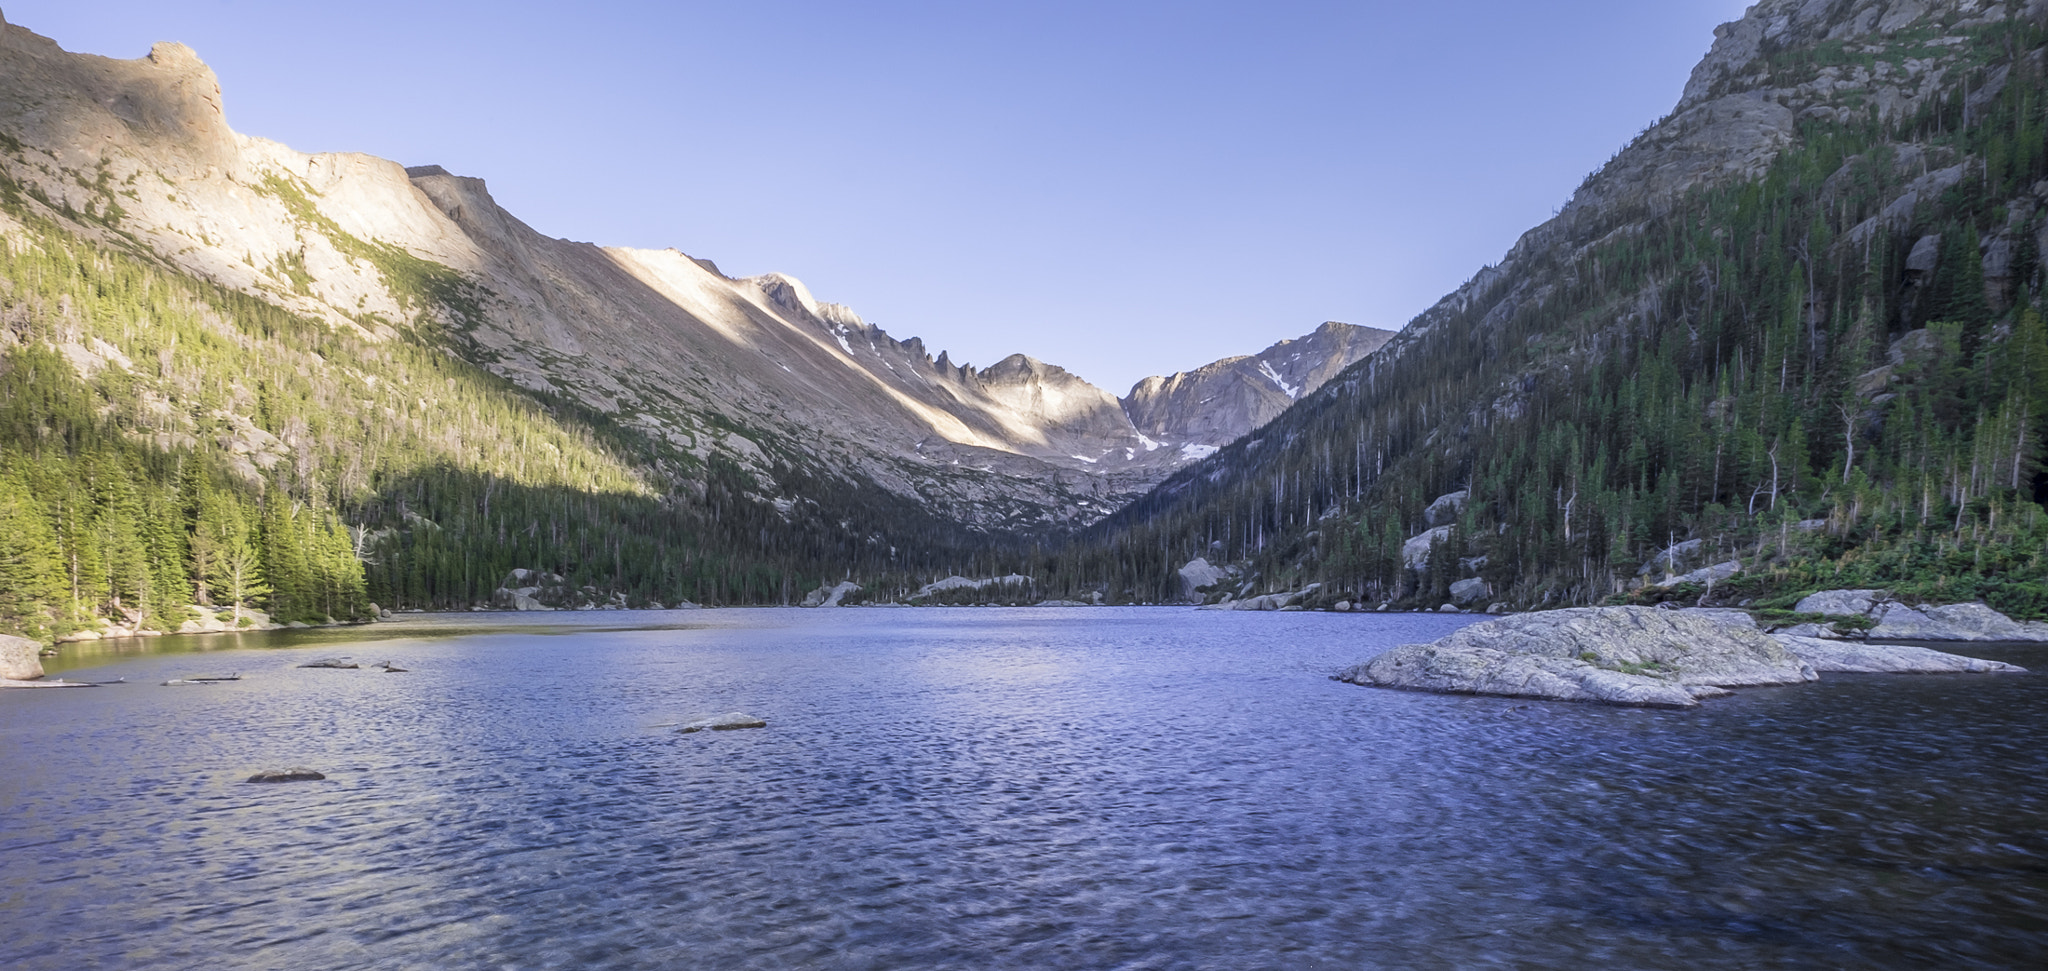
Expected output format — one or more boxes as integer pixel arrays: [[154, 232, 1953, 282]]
[[0, 12, 1390, 533]]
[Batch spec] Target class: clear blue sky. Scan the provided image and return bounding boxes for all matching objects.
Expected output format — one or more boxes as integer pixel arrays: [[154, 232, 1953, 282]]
[[11, 0, 1751, 393]]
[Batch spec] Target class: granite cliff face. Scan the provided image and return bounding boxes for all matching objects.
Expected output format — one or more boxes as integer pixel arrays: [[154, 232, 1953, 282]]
[[1123, 321, 1393, 455], [0, 10, 1382, 533]]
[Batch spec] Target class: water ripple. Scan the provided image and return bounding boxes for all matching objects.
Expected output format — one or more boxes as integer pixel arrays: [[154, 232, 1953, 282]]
[[3, 608, 2044, 969]]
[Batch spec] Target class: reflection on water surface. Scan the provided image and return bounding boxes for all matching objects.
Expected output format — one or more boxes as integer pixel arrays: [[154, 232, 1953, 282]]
[[3, 608, 2043, 970]]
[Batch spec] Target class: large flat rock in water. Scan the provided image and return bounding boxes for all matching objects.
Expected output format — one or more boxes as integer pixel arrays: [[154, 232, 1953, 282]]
[[1337, 606, 1816, 708], [1774, 635, 2028, 674]]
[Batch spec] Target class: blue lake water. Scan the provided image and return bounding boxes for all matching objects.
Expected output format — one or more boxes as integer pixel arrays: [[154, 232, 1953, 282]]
[[2, 607, 2045, 970]]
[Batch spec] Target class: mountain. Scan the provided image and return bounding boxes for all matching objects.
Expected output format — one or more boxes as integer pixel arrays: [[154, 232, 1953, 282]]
[[1080, 0, 2048, 618], [0, 8, 1388, 633], [1123, 321, 1394, 456]]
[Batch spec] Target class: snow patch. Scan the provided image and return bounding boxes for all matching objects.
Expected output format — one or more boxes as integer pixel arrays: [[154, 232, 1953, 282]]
[[1135, 433, 1164, 452], [1180, 443, 1220, 461], [1258, 361, 1301, 398]]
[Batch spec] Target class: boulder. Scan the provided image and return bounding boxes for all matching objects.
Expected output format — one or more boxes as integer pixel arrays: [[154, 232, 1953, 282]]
[[1774, 635, 2028, 673], [1871, 602, 2048, 642], [1423, 490, 1469, 528], [1176, 558, 1231, 602], [678, 712, 767, 733], [1336, 606, 1817, 708], [1794, 589, 1887, 616], [1448, 577, 1491, 606], [1666, 560, 1742, 587], [1637, 539, 1706, 577], [1229, 583, 1318, 611], [1, 634, 45, 681], [801, 580, 862, 608], [246, 768, 326, 783], [1437, 604, 1461, 613], [297, 658, 359, 669], [1403, 526, 1452, 572], [491, 569, 572, 611]]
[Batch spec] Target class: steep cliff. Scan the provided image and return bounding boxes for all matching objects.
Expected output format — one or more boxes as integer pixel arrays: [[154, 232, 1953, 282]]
[[1086, 0, 2048, 617]]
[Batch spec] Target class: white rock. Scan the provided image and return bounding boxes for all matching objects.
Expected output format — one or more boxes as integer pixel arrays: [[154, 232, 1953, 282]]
[[1774, 635, 2027, 673], [0, 634, 45, 681], [801, 581, 862, 608], [1176, 558, 1231, 602], [1448, 577, 1491, 606], [1403, 526, 1453, 572], [1337, 606, 1817, 708], [1794, 589, 1887, 616]]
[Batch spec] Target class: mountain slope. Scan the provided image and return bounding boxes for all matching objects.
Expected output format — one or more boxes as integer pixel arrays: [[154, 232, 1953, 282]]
[[1082, 0, 2048, 617], [0, 12, 1390, 539], [0, 8, 1409, 634]]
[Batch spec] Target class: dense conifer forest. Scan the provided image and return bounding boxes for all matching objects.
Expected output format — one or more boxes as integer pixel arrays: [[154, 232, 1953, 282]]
[[1066, 14, 2048, 618], [0, 198, 1021, 639], [6, 4, 2047, 636]]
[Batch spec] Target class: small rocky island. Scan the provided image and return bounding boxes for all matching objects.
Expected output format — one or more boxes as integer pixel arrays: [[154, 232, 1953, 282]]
[[1340, 600, 2031, 708]]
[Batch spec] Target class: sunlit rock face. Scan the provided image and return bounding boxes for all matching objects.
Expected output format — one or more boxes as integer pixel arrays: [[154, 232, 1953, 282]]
[[0, 12, 1391, 531]]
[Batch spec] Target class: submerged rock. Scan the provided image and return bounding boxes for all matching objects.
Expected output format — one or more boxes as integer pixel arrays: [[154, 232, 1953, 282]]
[[1, 633, 45, 681], [246, 768, 326, 783], [678, 712, 768, 733], [1337, 606, 1816, 708], [1775, 635, 2028, 674]]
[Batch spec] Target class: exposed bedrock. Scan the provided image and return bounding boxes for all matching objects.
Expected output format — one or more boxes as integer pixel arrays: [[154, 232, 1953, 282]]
[[1336, 606, 1817, 708]]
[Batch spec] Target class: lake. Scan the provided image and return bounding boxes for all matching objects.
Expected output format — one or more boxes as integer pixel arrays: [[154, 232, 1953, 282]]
[[2, 608, 2044, 969]]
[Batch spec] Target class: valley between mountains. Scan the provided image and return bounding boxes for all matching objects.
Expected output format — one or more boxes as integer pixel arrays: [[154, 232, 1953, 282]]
[[2, 0, 2047, 635]]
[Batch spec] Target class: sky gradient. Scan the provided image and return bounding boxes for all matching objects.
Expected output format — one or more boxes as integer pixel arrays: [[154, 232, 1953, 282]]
[[10, 0, 1752, 393]]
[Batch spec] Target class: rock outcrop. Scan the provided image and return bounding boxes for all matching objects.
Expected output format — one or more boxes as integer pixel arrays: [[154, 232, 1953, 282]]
[[1402, 526, 1452, 572], [1422, 490, 1469, 528], [1774, 635, 2028, 673], [801, 581, 862, 608], [1791, 590, 2048, 641], [1123, 321, 1395, 452], [1793, 589, 1886, 616], [1175, 557, 1231, 602], [1337, 606, 1817, 708], [1448, 577, 1491, 606], [491, 569, 571, 611], [0, 634, 44, 681], [1871, 602, 2048, 641]]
